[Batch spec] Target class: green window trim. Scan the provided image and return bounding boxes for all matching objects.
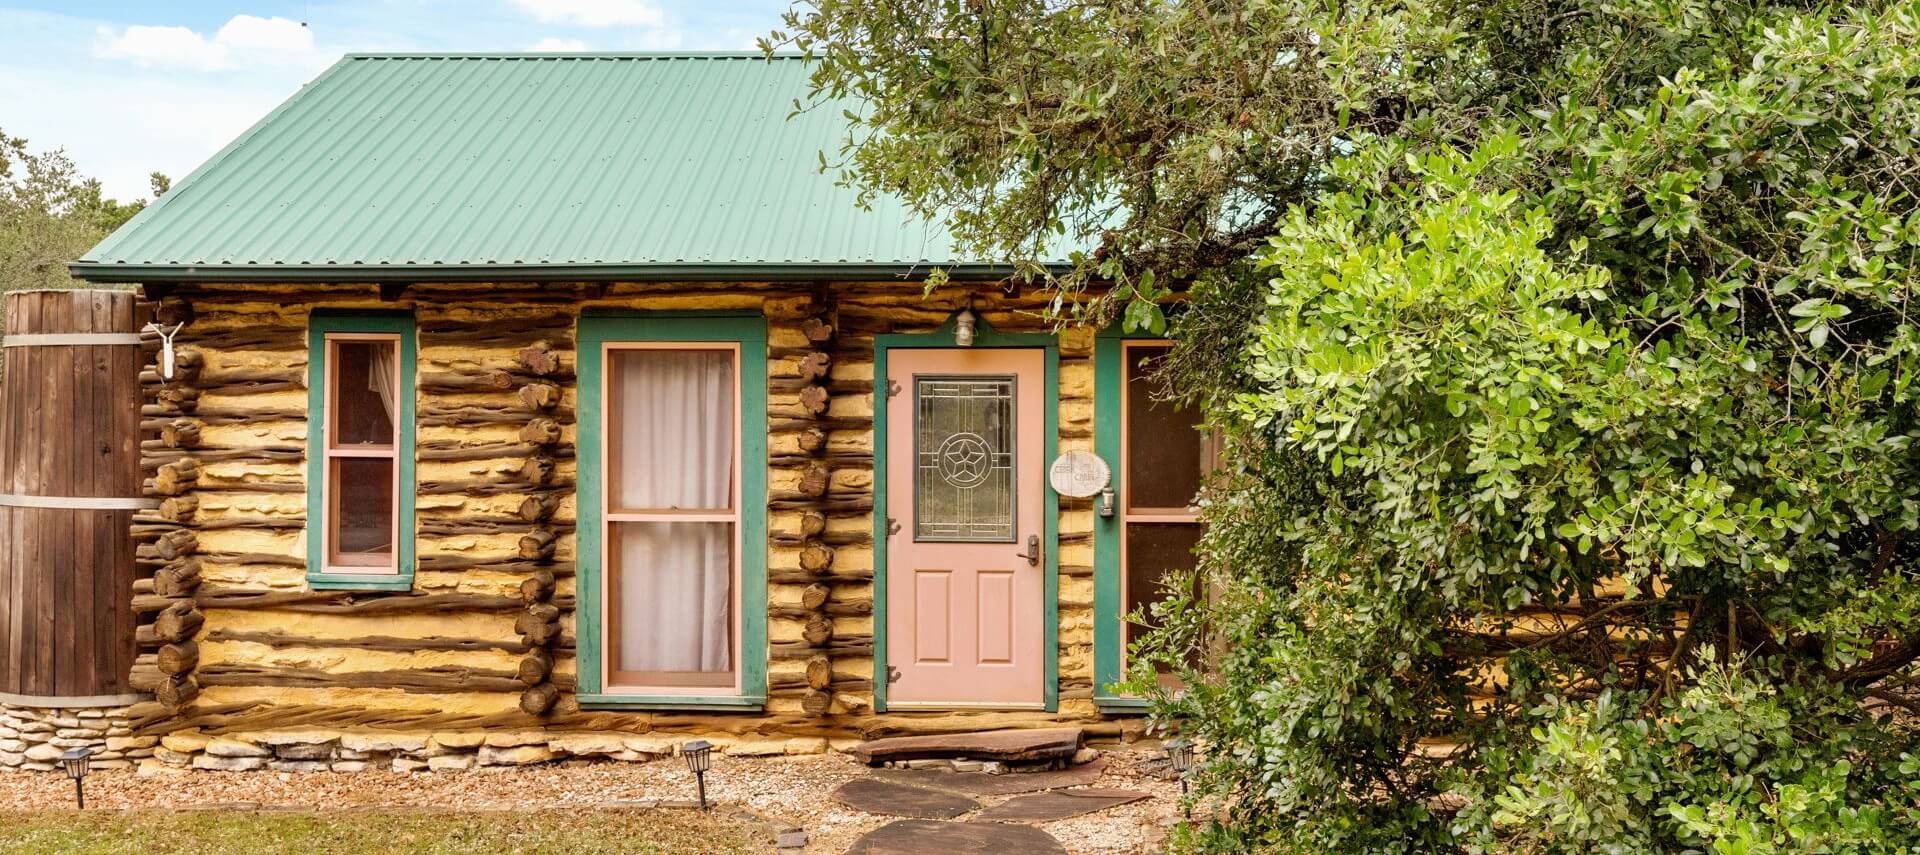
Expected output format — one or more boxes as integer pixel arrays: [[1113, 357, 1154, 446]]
[[573, 694, 767, 712], [305, 311, 418, 592], [1092, 326, 1165, 712], [575, 312, 769, 711], [871, 314, 1060, 713]]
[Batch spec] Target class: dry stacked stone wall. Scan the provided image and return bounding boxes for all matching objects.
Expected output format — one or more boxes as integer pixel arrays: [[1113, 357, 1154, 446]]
[[136, 728, 836, 775], [0, 701, 154, 772]]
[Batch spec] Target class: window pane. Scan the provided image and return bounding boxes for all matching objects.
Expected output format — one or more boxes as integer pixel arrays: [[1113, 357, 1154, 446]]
[[1123, 523, 1203, 656], [1125, 345, 1205, 510], [610, 349, 735, 511], [914, 375, 1016, 542], [330, 456, 394, 564], [332, 340, 397, 447], [609, 521, 734, 687]]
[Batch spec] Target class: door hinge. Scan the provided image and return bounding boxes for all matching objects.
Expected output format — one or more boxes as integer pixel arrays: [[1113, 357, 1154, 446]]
[[886, 517, 901, 537], [886, 379, 901, 399], [886, 665, 902, 684]]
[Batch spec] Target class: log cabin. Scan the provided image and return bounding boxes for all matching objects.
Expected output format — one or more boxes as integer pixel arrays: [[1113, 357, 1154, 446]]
[[50, 52, 1214, 768]]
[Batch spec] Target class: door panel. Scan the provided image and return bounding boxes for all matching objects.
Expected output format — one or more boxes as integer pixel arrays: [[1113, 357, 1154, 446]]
[[886, 348, 1046, 707], [977, 570, 1015, 664], [913, 570, 952, 663]]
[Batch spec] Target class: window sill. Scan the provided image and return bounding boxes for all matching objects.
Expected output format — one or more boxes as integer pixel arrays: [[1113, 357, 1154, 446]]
[[576, 693, 766, 713], [1093, 695, 1152, 715], [308, 574, 413, 592]]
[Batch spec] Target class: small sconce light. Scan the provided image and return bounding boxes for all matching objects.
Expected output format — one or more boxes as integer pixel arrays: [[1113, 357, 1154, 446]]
[[953, 308, 978, 347], [681, 740, 714, 810], [61, 747, 92, 809], [1165, 737, 1195, 817], [1098, 487, 1117, 518]]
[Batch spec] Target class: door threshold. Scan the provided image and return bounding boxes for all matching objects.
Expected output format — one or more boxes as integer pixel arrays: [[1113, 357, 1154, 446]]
[[886, 701, 1049, 711]]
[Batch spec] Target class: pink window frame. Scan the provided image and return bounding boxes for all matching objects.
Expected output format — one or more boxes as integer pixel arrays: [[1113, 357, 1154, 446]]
[[598, 341, 746, 696], [320, 332, 402, 576]]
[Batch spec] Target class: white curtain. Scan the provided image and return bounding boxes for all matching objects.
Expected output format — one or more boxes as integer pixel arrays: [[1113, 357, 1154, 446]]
[[367, 344, 397, 425], [613, 350, 735, 675]]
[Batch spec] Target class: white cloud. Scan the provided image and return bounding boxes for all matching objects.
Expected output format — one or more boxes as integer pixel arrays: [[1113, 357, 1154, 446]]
[[528, 37, 590, 52], [0, 61, 302, 201], [94, 15, 319, 71], [95, 24, 224, 70], [215, 14, 317, 54], [509, 0, 665, 28]]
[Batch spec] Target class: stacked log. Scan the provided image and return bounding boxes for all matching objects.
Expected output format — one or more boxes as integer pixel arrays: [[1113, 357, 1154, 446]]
[[410, 325, 580, 715], [766, 299, 855, 717], [513, 339, 568, 715], [133, 297, 205, 710]]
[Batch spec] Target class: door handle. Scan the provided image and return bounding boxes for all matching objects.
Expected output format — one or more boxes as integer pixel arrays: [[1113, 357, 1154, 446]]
[[1016, 534, 1040, 567]]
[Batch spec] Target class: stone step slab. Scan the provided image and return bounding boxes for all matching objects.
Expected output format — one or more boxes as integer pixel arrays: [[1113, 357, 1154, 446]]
[[846, 728, 1082, 764], [873, 757, 1108, 797]]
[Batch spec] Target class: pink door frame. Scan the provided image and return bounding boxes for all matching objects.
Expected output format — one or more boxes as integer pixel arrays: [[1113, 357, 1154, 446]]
[[880, 346, 1051, 709]]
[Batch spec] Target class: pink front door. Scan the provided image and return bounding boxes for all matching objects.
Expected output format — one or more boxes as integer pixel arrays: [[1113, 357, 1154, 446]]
[[885, 348, 1046, 708]]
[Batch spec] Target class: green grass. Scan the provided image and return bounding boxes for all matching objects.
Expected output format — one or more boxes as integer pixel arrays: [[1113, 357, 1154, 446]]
[[0, 808, 771, 854]]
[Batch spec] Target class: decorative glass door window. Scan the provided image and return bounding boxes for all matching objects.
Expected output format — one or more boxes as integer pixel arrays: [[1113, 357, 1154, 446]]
[[1120, 342, 1217, 680], [913, 375, 1016, 542], [321, 333, 401, 573], [604, 344, 741, 691]]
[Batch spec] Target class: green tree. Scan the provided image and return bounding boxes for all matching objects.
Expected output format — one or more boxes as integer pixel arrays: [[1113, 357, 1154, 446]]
[[0, 129, 155, 294], [775, 0, 1920, 851], [0, 130, 159, 373]]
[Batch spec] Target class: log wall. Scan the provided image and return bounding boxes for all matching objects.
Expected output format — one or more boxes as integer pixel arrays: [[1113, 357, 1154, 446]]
[[124, 281, 1139, 747]]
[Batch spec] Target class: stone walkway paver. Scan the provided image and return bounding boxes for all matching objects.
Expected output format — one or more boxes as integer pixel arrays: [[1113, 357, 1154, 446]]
[[873, 757, 1108, 796], [831, 778, 982, 819], [845, 818, 1069, 854], [973, 788, 1150, 823], [833, 740, 1163, 852]]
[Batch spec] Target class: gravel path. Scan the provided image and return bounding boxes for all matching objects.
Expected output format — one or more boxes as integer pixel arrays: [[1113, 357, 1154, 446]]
[[0, 747, 1180, 854]]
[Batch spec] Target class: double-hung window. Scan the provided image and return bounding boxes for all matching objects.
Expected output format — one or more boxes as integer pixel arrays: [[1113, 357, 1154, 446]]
[[1094, 335, 1218, 707], [577, 315, 767, 710], [305, 313, 416, 591]]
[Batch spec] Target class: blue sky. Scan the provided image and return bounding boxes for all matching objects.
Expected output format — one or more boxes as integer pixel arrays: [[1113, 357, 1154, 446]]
[[0, 1, 793, 200]]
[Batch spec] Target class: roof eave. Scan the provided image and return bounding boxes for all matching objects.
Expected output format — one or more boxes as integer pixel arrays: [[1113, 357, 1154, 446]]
[[66, 261, 1068, 286]]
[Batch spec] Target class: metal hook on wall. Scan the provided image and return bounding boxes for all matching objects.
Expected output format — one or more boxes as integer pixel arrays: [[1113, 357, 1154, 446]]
[[144, 322, 184, 381]]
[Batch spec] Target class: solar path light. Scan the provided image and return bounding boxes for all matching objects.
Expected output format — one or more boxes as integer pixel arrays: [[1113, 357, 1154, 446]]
[[1165, 737, 1195, 819], [61, 747, 92, 809], [681, 740, 714, 811]]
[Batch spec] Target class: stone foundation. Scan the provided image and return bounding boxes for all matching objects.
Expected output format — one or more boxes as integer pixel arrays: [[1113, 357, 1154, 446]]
[[133, 730, 836, 776], [0, 701, 153, 772]]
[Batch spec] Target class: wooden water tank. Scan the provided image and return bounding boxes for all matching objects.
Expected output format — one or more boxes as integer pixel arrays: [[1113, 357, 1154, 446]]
[[0, 289, 144, 701]]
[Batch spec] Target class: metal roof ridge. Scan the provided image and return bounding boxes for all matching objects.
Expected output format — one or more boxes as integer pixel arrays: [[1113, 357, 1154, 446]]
[[66, 259, 1062, 284], [342, 51, 805, 60]]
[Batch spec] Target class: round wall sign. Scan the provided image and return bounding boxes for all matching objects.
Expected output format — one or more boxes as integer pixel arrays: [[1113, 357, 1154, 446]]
[[1048, 450, 1112, 498]]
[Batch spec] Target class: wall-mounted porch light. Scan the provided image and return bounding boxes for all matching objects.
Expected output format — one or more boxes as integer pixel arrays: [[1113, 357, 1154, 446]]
[[953, 307, 978, 347]]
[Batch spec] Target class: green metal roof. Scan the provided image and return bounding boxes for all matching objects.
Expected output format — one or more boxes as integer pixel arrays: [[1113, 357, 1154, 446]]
[[73, 53, 1048, 283]]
